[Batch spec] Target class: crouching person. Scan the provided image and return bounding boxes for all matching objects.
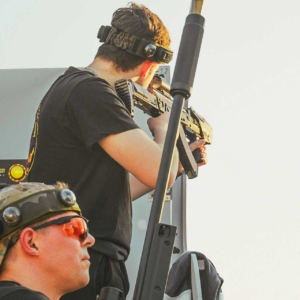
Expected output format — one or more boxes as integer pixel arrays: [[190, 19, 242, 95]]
[[0, 182, 95, 300]]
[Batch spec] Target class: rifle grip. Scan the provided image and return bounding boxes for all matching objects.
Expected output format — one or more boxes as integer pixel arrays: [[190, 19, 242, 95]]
[[192, 148, 202, 164]]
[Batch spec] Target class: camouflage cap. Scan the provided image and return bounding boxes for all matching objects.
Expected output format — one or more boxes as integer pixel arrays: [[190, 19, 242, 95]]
[[0, 182, 81, 265]]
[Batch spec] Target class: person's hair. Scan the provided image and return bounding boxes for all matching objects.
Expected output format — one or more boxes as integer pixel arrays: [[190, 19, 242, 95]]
[[55, 181, 69, 190], [0, 182, 69, 274], [96, 2, 171, 71]]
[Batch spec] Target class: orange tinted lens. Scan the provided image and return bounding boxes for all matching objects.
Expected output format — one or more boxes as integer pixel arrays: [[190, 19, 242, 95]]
[[63, 218, 87, 242]]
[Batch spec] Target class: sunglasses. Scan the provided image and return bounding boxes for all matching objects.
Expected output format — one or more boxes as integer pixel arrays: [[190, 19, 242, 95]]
[[31, 215, 89, 243]]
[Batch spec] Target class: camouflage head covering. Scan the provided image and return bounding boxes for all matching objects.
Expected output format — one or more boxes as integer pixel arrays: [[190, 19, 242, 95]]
[[0, 182, 81, 265]]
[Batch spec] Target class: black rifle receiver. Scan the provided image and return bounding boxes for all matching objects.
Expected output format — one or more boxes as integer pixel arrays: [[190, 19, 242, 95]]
[[115, 76, 212, 179]]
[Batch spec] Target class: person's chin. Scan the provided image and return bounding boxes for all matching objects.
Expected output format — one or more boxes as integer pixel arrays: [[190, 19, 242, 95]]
[[77, 272, 90, 289]]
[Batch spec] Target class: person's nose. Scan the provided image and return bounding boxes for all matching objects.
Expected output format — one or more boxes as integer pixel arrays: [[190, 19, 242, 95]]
[[84, 233, 95, 247]]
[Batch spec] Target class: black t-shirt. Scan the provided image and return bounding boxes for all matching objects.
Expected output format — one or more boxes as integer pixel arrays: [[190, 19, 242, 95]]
[[0, 281, 49, 299], [27, 67, 139, 260]]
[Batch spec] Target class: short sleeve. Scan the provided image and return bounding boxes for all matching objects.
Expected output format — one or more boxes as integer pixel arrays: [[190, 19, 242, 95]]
[[65, 77, 139, 148]]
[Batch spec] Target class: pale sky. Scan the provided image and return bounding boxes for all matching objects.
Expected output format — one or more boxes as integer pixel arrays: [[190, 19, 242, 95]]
[[1, 0, 300, 299]]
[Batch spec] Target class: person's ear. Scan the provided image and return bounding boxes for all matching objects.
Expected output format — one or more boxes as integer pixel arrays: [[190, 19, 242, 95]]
[[19, 228, 39, 256], [140, 60, 156, 78]]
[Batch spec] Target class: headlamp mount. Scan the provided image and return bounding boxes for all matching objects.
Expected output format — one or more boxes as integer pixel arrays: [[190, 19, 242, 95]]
[[97, 26, 173, 64]]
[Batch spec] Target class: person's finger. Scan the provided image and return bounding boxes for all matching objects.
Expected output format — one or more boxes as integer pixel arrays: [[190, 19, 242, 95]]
[[198, 159, 207, 167], [189, 139, 205, 151]]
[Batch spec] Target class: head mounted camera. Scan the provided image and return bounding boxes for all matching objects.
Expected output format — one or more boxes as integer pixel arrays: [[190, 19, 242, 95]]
[[97, 26, 173, 64]]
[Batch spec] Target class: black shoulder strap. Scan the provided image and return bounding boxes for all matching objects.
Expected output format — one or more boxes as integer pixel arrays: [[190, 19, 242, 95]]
[[114, 79, 134, 118]]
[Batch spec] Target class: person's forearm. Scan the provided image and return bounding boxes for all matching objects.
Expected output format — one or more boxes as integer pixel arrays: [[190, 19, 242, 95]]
[[130, 175, 153, 201], [129, 147, 179, 201]]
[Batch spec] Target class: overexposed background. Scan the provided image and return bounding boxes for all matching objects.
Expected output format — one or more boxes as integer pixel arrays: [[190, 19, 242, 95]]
[[1, 0, 300, 299]]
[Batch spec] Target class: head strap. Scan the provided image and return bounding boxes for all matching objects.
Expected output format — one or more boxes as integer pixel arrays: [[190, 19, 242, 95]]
[[97, 26, 173, 64]]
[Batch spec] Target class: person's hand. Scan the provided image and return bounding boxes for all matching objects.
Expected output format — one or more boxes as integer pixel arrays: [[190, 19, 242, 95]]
[[177, 139, 207, 176]]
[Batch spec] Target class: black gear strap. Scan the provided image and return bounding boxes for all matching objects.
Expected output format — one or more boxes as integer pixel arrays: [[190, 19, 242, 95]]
[[97, 26, 173, 64]]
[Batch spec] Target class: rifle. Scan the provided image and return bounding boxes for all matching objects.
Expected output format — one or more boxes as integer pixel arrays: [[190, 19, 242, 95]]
[[115, 75, 212, 179]]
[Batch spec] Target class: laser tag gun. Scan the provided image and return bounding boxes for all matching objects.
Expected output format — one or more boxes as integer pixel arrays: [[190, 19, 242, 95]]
[[115, 75, 212, 179]]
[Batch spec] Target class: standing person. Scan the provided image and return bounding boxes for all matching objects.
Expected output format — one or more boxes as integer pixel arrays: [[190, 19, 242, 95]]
[[0, 182, 95, 300], [26, 3, 207, 299]]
